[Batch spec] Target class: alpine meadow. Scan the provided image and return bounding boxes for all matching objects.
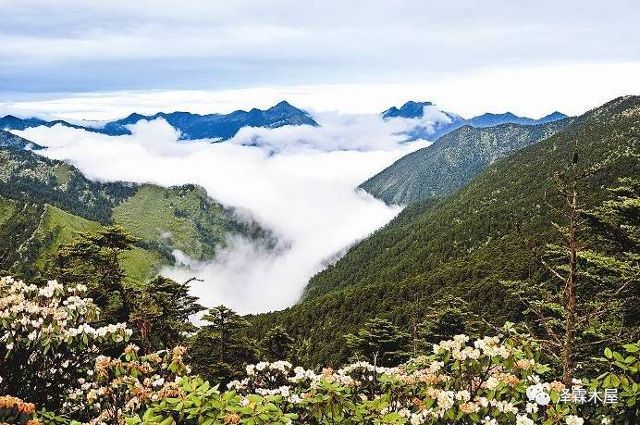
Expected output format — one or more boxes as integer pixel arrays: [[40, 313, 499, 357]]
[[1, 1, 640, 424]]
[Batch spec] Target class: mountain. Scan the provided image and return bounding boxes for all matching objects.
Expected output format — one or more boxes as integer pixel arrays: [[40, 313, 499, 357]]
[[102, 101, 317, 140], [0, 147, 271, 281], [0, 115, 87, 132], [467, 111, 569, 128], [249, 96, 640, 366], [380, 101, 568, 142], [536, 111, 570, 124], [0, 130, 43, 150], [382, 101, 438, 119], [0, 101, 318, 141], [381, 101, 467, 141], [360, 118, 571, 205]]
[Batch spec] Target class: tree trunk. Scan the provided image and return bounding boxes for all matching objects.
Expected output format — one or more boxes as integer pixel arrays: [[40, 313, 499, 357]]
[[562, 186, 578, 385]]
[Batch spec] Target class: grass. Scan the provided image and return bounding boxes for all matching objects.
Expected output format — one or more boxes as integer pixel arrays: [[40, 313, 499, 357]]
[[121, 247, 165, 287], [31, 205, 103, 269], [30, 204, 165, 285], [113, 184, 229, 260]]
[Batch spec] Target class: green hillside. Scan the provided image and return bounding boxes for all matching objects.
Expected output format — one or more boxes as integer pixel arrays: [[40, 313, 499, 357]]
[[0, 147, 267, 283], [29, 204, 102, 270], [360, 119, 570, 204], [248, 96, 640, 366], [0, 197, 17, 227], [114, 184, 239, 261]]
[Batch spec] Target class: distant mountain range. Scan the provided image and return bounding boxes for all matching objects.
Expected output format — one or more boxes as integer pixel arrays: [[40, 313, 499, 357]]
[[468, 111, 568, 127], [0, 101, 318, 141], [2, 99, 567, 145], [381, 100, 568, 141]]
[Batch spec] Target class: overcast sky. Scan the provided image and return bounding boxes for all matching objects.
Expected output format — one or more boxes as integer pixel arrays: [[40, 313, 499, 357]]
[[1, 0, 639, 118]]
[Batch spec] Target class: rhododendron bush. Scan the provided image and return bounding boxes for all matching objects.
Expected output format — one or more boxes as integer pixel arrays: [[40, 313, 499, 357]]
[[136, 335, 633, 424], [0, 276, 131, 410], [1, 276, 638, 424]]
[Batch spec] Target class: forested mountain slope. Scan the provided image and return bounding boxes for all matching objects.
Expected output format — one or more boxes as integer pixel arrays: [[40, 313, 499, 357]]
[[0, 149, 136, 222], [0, 129, 44, 150], [360, 119, 570, 205], [0, 148, 268, 281], [249, 96, 640, 366]]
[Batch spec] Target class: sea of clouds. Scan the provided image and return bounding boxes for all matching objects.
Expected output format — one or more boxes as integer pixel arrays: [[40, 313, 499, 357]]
[[15, 111, 434, 313]]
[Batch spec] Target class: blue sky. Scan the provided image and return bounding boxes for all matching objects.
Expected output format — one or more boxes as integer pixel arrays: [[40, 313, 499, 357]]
[[1, 0, 639, 117]]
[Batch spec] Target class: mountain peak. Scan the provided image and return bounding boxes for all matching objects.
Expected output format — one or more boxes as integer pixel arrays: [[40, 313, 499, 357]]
[[268, 100, 302, 113], [382, 101, 434, 119], [541, 111, 568, 120], [274, 100, 293, 107]]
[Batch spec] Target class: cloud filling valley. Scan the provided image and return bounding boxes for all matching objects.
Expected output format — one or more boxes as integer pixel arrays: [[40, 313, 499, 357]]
[[15, 114, 429, 313]]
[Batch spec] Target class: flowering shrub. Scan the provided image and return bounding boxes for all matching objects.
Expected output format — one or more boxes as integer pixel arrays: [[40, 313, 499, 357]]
[[66, 344, 192, 424], [0, 395, 39, 425], [0, 276, 132, 409], [1, 276, 638, 424], [132, 331, 633, 424]]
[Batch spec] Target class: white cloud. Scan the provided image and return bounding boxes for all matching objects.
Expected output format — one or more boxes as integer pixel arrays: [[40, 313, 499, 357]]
[[230, 111, 435, 152], [14, 116, 425, 313]]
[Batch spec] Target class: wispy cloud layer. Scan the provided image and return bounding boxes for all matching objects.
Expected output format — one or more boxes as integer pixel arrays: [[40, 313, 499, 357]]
[[15, 116, 426, 313], [1, 0, 638, 96]]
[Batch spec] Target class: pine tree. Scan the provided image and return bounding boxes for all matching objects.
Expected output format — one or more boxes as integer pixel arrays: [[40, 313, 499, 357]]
[[511, 161, 640, 383], [345, 318, 409, 367], [583, 178, 640, 333], [188, 305, 258, 384], [129, 276, 204, 352], [54, 225, 138, 323], [261, 325, 295, 361], [418, 296, 475, 349]]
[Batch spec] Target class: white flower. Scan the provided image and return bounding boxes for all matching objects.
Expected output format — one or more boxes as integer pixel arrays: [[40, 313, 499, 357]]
[[565, 415, 584, 425], [516, 415, 534, 425], [525, 402, 538, 414], [436, 391, 454, 410], [455, 390, 471, 402], [535, 391, 550, 406], [526, 384, 540, 401], [485, 376, 500, 390]]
